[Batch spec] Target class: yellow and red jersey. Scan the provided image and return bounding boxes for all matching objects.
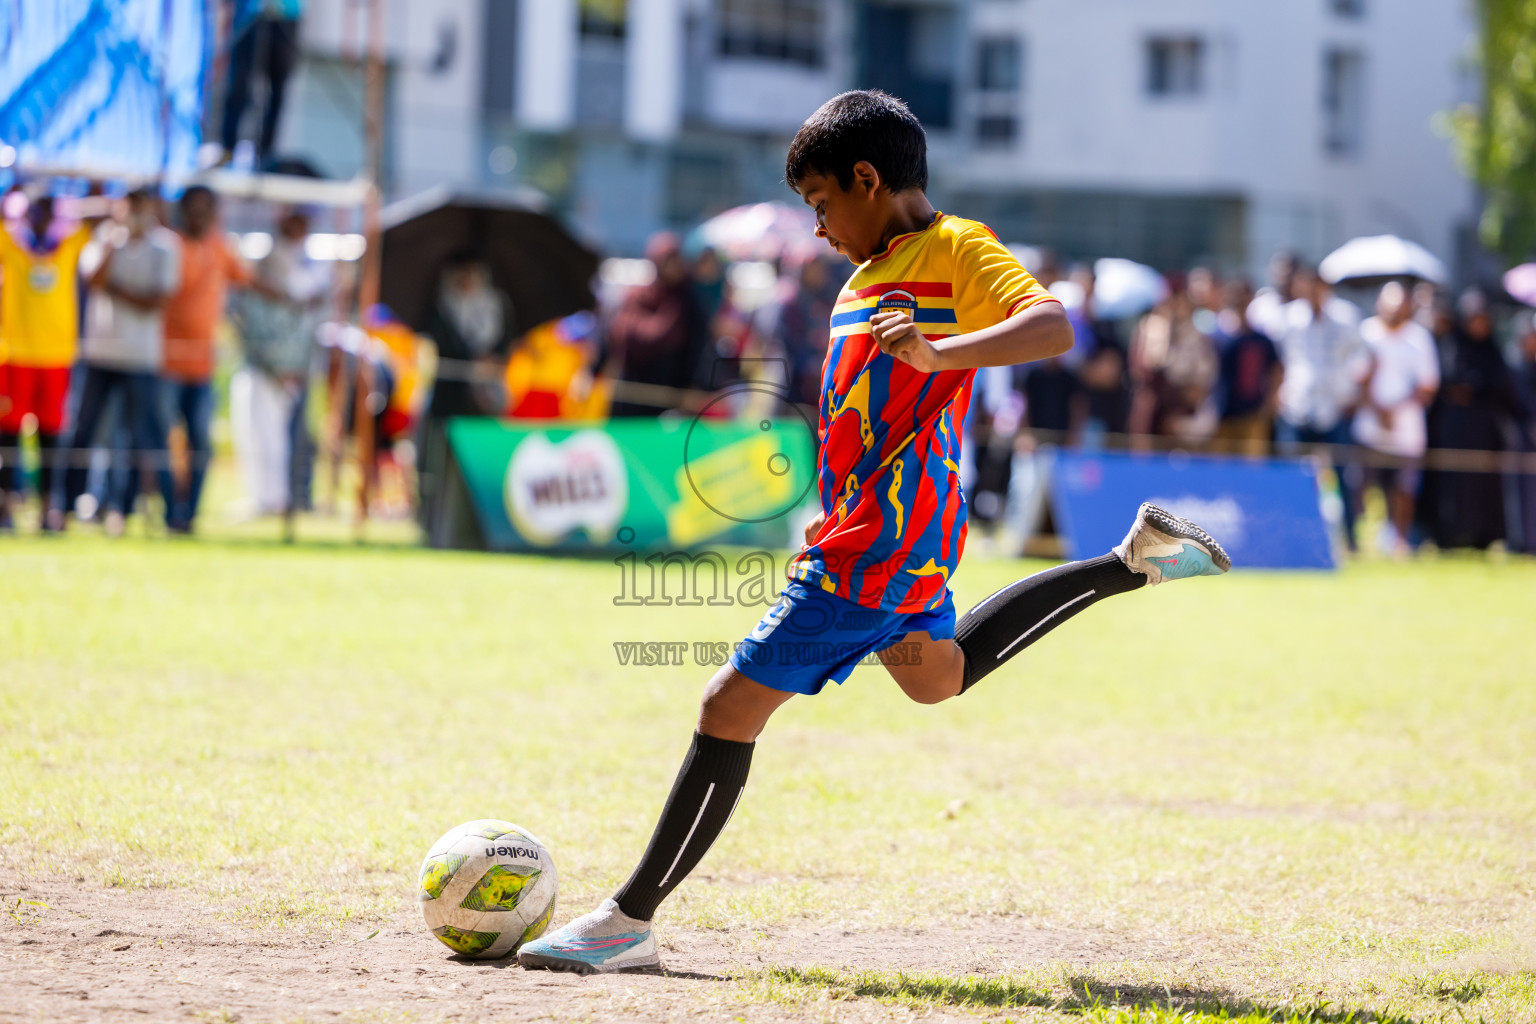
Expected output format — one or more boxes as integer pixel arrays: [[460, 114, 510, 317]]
[[506, 316, 607, 420], [788, 213, 1056, 612], [0, 223, 91, 368]]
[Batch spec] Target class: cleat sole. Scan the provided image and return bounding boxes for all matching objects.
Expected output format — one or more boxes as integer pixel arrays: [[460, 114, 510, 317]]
[[1138, 503, 1232, 573], [517, 951, 660, 975]]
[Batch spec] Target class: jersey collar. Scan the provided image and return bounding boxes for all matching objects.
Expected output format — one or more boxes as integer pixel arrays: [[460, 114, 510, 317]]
[[865, 211, 945, 267]]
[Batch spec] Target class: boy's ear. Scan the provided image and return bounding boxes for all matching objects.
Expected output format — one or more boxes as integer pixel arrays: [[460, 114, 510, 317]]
[[850, 160, 881, 198]]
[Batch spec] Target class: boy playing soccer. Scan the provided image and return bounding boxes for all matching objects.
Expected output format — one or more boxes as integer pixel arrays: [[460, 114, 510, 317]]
[[518, 91, 1229, 974]]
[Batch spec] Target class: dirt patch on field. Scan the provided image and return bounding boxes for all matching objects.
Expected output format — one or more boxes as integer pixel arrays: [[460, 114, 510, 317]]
[[0, 878, 1196, 1023]]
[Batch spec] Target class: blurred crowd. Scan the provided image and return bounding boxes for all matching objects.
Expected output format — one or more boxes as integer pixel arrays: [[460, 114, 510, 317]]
[[968, 251, 1536, 556], [4, 187, 1536, 557], [0, 183, 407, 537], [582, 237, 1536, 558]]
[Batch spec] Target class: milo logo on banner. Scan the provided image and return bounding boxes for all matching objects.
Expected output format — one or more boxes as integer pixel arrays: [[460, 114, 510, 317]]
[[505, 430, 628, 545]]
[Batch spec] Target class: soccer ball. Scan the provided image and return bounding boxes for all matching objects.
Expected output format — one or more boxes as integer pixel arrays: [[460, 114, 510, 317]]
[[417, 819, 558, 959]]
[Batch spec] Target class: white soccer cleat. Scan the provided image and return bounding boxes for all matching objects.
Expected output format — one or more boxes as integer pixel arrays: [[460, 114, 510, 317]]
[[1114, 502, 1232, 586], [515, 898, 659, 975]]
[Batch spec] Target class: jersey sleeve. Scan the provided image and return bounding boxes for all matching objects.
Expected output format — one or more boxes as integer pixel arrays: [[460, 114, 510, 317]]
[[950, 223, 1056, 327]]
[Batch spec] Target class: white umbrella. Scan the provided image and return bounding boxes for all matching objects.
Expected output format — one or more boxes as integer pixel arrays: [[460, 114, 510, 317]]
[[690, 201, 820, 263], [1503, 263, 1536, 306], [1047, 277, 1086, 312], [1092, 257, 1168, 319], [1319, 235, 1447, 286]]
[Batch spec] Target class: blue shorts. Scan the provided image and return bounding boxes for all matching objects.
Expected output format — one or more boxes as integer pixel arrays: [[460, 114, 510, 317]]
[[728, 580, 957, 695]]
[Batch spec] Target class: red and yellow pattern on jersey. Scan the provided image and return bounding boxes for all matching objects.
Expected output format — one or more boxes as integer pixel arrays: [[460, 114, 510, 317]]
[[787, 213, 1057, 613]]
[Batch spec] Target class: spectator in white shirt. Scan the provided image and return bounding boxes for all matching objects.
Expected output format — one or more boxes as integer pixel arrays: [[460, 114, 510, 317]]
[[57, 188, 182, 536], [1354, 281, 1440, 554], [1245, 250, 1300, 342], [1274, 266, 1366, 550]]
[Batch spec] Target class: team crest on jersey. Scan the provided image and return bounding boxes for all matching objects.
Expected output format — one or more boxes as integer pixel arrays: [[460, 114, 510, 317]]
[[28, 265, 59, 292], [874, 289, 918, 317]]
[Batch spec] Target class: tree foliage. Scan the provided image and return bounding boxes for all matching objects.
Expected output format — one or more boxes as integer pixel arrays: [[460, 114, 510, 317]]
[[1453, 0, 1536, 262]]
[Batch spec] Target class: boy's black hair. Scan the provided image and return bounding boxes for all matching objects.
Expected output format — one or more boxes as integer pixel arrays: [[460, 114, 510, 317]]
[[785, 90, 927, 194]]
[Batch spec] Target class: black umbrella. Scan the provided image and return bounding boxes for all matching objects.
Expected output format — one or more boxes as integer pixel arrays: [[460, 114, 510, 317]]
[[379, 186, 600, 333]]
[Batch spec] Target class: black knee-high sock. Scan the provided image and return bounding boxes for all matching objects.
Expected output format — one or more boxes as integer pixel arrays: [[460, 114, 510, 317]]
[[955, 554, 1146, 692], [613, 732, 753, 922]]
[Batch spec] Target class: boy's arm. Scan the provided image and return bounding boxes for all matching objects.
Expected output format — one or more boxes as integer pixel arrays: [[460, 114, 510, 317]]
[[870, 300, 1071, 374]]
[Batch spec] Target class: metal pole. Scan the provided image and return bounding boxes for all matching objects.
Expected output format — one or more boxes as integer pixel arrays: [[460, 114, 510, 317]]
[[353, 0, 386, 535], [320, 0, 363, 517]]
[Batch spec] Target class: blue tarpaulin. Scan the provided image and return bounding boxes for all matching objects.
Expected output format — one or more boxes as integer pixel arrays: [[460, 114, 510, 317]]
[[0, 0, 209, 178]]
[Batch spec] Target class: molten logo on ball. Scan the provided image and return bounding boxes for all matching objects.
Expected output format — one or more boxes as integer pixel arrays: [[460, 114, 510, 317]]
[[418, 819, 559, 959]]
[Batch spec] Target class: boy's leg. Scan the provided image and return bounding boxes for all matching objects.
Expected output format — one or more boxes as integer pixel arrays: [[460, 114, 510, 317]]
[[518, 665, 792, 974], [879, 555, 1145, 702], [879, 631, 965, 704], [886, 502, 1230, 699], [951, 553, 1148, 692], [609, 667, 790, 917], [696, 664, 798, 742]]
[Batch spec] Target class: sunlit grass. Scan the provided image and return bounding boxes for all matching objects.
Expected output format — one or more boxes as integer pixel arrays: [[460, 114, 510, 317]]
[[2, 469, 1534, 1021], [744, 965, 1428, 1022]]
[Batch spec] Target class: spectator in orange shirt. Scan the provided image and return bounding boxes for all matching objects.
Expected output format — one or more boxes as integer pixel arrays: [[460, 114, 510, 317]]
[[160, 186, 253, 533]]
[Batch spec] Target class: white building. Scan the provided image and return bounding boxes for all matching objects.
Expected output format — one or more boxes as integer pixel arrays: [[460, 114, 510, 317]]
[[953, 0, 1478, 277], [268, 0, 1479, 275]]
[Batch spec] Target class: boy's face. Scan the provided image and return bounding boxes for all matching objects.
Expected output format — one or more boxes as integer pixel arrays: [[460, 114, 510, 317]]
[[795, 163, 884, 264]]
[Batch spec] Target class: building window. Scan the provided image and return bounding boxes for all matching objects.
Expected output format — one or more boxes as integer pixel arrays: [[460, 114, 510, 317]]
[[976, 37, 1020, 92], [1146, 37, 1204, 97], [717, 0, 826, 67], [856, 3, 957, 129], [581, 0, 626, 38], [1329, 0, 1365, 18], [976, 115, 1017, 146], [1322, 48, 1365, 157], [973, 36, 1021, 148]]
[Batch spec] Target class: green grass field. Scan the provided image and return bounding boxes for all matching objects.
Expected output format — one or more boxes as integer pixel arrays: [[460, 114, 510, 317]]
[[2, 501, 1534, 1023]]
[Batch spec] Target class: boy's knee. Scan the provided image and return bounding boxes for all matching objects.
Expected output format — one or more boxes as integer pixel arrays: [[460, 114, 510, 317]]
[[904, 685, 957, 706], [901, 673, 963, 705], [697, 666, 792, 743], [886, 639, 965, 705], [697, 680, 732, 721]]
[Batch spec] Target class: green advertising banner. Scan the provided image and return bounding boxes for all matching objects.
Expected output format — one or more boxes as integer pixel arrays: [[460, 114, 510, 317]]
[[445, 416, 818, 552]]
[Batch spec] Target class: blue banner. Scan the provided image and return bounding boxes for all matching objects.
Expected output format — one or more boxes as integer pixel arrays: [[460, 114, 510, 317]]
[[0, 0, 209, 177], [1050, 451, 1335, 570]]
